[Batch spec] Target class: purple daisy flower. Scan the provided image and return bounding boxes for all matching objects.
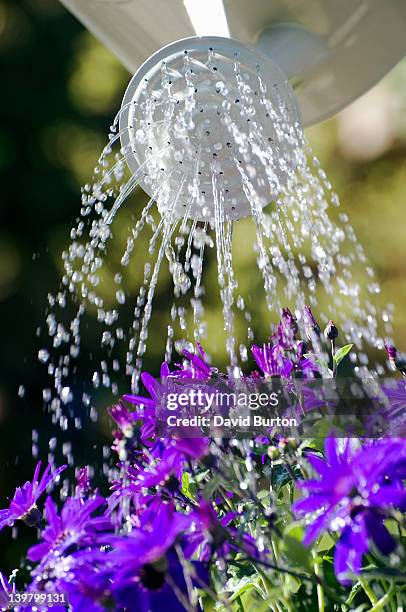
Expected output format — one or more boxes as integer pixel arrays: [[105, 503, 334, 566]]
[[273, 308, 298, 350], [0, 572, 16, 610], [111, 500, 190, 570], [0, 462, 66, 531], [292, 340, 319, 378], [185, 501, 260, 563], [281, 307, 298, 334], [107, 466, 153, 527], [28, 494, 110, 565], [134, 450, 184, 490], [113, 549, 203, 612], [109, 401, 156, 460], [294, 438, 406, 583], [176, 343, 215, 380], [129, 437, 209, 491], [108, 434, 208, 523], [55, 561, 113, 612], [123, 362, 171, 410], [252, 343, 293, 378], [108, 501, 202, 612]]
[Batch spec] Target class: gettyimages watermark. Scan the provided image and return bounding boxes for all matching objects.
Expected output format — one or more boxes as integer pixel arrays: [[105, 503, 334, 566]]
[[135, 376, 406, 438]]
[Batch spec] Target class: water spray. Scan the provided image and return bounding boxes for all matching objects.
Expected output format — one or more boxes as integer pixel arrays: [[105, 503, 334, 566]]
[[34, 1, 406, 413]]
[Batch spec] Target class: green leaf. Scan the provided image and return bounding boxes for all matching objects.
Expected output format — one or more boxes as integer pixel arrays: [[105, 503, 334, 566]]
[[202, 474, 222, 500], [304, 353, 329, 370], [316, 531, 335, 553], [181, 471, 196, 500], [181, 471, 191, 498], [257, 489, 269, 501], [333, 344, 353, 367], [252, 588, 286, 611], [269, 464, 301, 490], [281, 523, 312, 571], [227, 576, 263, 603], [359, 568, 406, 581]]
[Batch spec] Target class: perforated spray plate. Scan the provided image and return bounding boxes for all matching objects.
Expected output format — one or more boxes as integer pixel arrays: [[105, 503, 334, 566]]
[[120, 36, 302, 221]]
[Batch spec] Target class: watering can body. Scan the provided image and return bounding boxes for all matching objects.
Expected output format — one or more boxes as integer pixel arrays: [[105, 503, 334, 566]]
[[60, 0, 406, 126]]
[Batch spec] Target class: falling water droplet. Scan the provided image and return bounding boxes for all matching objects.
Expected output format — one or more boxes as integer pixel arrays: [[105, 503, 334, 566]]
[[38, 348, 50, 363]]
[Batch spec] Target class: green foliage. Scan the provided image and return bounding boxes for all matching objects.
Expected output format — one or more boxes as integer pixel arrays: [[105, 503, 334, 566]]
[[333, 343, 354, 367], [281, 523, 311, 571]]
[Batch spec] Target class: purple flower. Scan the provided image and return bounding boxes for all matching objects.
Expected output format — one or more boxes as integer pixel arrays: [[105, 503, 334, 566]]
[[0, 462, 66, 531], [129, 437, 209, 491], [107, 464, 153, 526], [123, 362, 171, 410], [75, 466, 92, 500], [281, 307, 298, 335], [303, 306, 321, 341], [56, 562, 113, 612], [111, 501, 190, 572], [273, 308, 298, 350], [176, 343, 214, 380], [108, 501, 202, 611], [292, 340, 319, 377], [385, 342, 406, 376], [28, 495, 110, 564], [108, 433, 208, 525], [113, 549, 202, 612], [266, 308, 319, 377], [0, 572, 16, 609], [385, 343, 398, 361], [252, 343, 293, 378], [185, 501, 261, 563], [294, 438, 406, 583], [134, 450, 184, 490], [109, 401, 155, 460]]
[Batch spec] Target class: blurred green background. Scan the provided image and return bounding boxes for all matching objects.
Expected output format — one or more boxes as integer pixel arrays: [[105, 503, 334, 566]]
[[1, 0, 406, 575]]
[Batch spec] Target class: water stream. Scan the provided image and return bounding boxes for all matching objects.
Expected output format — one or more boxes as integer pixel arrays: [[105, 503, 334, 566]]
[[36, 43, 393, 435]]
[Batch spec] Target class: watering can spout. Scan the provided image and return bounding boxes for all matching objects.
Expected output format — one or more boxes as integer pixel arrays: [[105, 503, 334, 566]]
[[256, 24, 330, 84]]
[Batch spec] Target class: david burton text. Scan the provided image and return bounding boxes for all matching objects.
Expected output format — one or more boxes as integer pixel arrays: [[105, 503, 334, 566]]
[[166, 415, 298, 428]]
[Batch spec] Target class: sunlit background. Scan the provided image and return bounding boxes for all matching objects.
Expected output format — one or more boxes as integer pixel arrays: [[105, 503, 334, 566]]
[[1, 0, 406, 573]]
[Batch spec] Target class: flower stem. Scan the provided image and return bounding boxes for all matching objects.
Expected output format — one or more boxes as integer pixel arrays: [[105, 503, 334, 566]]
[[312, 551, 325, 612], [331, 339, 337, 378], [358, 576, 378, 606], [368, 583, 395, 612]]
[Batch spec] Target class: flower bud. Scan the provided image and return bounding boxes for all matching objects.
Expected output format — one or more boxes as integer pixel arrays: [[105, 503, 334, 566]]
[[277, 438, 287, 451], [324, 320, 338, 341], [384, 343, 398, 361], [286, 437, 299, 450], [267, 446, 280, 460], [281, 307, 298, 335], [385, 342, 406, 375], [303, 306, 320, 340], [22, 506, 43, 527]]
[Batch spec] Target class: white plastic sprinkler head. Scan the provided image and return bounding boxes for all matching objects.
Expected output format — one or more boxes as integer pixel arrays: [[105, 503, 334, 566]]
[[119, 36, 302, 221]]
